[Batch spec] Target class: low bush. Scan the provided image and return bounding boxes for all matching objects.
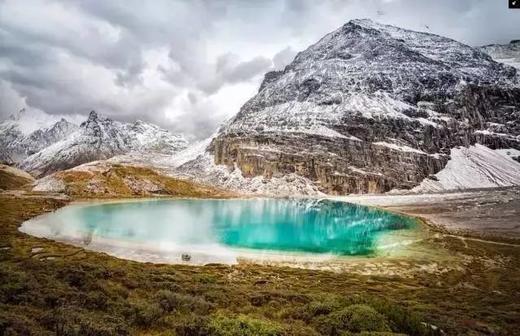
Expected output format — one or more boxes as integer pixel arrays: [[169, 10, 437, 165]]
[[0, 309, 36, 336], [83, 291, 109, 310], [155, 290, 214, 314], [208, 314, 285, 336], [173, 315, 211, 336], [130, 300, 163, 327], [156, 289, 180, 312]]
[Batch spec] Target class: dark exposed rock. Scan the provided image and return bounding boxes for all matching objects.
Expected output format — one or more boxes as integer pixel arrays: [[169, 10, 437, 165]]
[[210, 19, 520, 194]]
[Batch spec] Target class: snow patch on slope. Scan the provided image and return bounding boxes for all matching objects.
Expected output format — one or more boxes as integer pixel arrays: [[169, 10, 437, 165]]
[[480, 41, 520, 70], [108, 136, 211, 170], [413, 145, 520, 193], [176, 153, 323, 196], [164, 137, 212, 168], [373, 142, 427, 155]]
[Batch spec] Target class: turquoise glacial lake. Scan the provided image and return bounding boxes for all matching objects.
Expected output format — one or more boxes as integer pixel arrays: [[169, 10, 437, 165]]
[[20, 199, 417, 264]]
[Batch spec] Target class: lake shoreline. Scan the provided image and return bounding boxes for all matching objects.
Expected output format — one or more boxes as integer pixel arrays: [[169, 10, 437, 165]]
[[19, 197, 425, 268], [2, 190, 520, 334]]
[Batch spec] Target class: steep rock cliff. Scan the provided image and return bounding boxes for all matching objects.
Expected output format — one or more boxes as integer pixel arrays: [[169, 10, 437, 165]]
[[208, 19, 520, 194]]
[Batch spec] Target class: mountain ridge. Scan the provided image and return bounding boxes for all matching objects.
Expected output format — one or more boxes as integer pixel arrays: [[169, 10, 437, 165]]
[[480, 40, 520, 70], [0, 113, 79, 164], [13, 111, 188, 177], [195, 19, 520, 194]]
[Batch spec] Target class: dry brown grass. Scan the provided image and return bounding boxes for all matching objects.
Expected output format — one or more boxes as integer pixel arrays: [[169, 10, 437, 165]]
[[1, 194, 520, 335], [0, 164, 34, 191], [53, 164, 234, 199]]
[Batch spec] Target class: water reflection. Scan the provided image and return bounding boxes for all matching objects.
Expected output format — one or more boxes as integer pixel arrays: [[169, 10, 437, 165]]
[[21, 199, 416, 256]]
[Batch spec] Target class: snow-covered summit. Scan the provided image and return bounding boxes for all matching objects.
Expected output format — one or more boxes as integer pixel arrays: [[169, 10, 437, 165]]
[[19, 111, 188, 177], [228, 19, 517, 135], [0, 113, 79, 164], [207, 19, 520, 194]]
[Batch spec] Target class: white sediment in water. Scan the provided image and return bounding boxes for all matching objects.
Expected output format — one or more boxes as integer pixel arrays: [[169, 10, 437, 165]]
[[19, 199, 422, 267]]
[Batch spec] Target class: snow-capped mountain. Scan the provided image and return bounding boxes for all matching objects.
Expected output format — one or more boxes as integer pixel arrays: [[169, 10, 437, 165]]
[[127, 119, 188, 154], [13, 118, 78, 158], [19, 111, 188, 177], [480, 40, 520, 70], [0, 120, 23, 165], [0, 110, 79, 164], [186, 19, 520, 194]]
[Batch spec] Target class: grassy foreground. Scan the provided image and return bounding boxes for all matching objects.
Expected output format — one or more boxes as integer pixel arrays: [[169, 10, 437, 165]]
[[1, 195, 520, 335]]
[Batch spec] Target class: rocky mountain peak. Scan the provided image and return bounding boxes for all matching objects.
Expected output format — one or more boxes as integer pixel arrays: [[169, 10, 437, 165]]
[[82, 110, 101, 128], [80, 110, 117, 139], [209, 19, 520, 195], [87, 110, 99, 121], [131, 119, 152, 131], [19, 110, 188, 177], [47, 118, 78, 135], [340, 18, 382, 33]]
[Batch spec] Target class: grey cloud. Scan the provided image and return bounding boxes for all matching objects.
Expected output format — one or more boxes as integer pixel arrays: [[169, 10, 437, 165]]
[[163, 50, 272, 95], [171, 108, 221, 140], [273, 47, 297, 70], [116, 62, 145, 87], [218, 55, 272, 83], [1, 0, 519, 140], [0, 81, 25, 120]]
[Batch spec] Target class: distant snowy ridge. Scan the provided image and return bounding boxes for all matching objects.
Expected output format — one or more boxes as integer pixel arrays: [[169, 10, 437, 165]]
[[480, 40, 520, 70], [0, 111, 78, 164], [18, 111, 188, 177], [412, 145, 520, 193]]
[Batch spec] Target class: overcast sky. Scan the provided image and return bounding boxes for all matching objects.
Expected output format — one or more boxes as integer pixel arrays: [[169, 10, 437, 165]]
[[0, 0, 518, 140]]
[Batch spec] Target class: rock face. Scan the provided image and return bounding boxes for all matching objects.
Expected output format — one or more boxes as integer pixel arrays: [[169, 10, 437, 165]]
[[14, 118, 78, 156], [209, 19, 520, 194], [19, 111, 188, 177]]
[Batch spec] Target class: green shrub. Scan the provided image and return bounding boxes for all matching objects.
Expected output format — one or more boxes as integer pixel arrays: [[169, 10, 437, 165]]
[[369, 300, 432, 335], [307, 301, 337, 317], [154, 290, 214, 314], [131, 300, 163, 327], [250, 294, 270, 307], [156, 289, 180, 312], [76, 316, 129, 336], [0, 309, 36, 336], [314, 304, 391, 335], [0, 270, 31, 304], [83, 291, 109, 310], [40, 307, 72, 335], [292, 299, 341, 322], [59, 269, 91, 289], [197, 274, 217, 284], [174, 315, 211, 336], [357, 333, 407, 336], [208, 314, 284, 336]]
